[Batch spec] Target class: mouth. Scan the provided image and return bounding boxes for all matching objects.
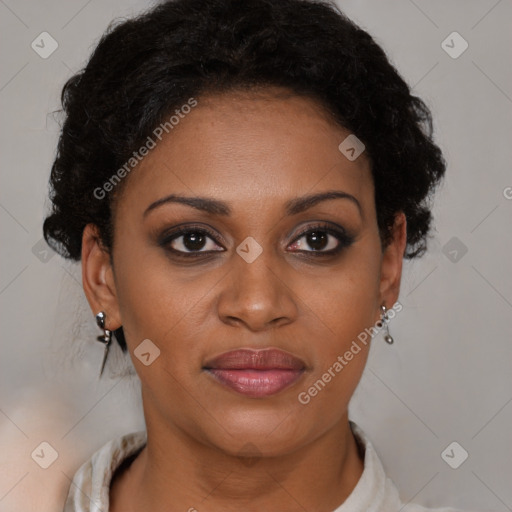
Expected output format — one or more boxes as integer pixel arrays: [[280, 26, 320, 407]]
[[203, 348, 306, 398]]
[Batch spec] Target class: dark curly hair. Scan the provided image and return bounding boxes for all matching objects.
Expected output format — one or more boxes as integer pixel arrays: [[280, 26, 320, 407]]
[[43, 0, 447, 353]]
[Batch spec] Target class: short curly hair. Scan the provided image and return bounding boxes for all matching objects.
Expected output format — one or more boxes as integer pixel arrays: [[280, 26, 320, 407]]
[[43, 0, 447, 352]]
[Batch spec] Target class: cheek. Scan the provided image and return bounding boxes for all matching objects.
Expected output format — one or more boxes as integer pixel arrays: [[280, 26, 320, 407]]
[[298, 250, 380, 351], [291, 244, 380, 410], [109, 235, 172, 344], [326, 270, 379, 347], [294, 266, 377, 422], [300, 277, 374, 386], [112, 247, 219, 365]]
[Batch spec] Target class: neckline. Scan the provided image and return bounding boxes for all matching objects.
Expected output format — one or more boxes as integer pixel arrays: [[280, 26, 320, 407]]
[[109, 443, 146, 489]]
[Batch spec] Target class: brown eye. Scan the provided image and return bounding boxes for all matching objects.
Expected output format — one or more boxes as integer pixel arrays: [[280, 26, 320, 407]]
[[288, 223, 355, 255], [159, 225, 225, 257]]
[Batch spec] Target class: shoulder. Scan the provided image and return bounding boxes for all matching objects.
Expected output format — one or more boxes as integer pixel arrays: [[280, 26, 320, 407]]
[[339, 421, 472, 512], [62, 430, 147, 512]]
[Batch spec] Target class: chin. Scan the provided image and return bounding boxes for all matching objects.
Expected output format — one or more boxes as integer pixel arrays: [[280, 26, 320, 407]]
[[199, 404, 313, 457]]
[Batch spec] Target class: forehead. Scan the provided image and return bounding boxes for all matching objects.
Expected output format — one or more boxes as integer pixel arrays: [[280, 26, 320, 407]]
[[114, 89, 374, 219]]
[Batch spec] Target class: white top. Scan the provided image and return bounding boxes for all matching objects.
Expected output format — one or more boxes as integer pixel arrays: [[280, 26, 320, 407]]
[[63, 422, 467, 512]]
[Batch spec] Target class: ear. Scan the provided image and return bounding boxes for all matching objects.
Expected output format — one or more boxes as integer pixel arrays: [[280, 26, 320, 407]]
[[377, 211, 407, 317], [81, 223, 122, 330]]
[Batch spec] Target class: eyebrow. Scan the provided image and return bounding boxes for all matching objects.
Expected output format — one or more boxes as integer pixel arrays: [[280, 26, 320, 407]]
[[143, 190, 362, 218]]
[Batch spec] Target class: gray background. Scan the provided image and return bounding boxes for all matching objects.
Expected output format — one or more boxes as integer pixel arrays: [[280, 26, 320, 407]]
[[1, 1, 511, 511]]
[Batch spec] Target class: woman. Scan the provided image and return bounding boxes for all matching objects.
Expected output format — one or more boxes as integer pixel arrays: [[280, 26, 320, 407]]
[[43, 0, 465, 510]]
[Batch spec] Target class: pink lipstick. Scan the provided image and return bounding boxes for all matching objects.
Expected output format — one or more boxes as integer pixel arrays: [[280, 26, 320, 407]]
[[203, 348, 306, 398]]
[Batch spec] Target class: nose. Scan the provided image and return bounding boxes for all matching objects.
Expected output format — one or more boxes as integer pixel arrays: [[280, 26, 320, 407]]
[[216, 249, 298, 332]]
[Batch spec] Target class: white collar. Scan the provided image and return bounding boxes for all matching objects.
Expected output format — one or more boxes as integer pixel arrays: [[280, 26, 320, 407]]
[[63, 421, 462, 512]]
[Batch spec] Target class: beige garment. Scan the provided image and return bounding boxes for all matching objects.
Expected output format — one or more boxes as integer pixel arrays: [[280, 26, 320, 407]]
[[63, 422, 469, 512]]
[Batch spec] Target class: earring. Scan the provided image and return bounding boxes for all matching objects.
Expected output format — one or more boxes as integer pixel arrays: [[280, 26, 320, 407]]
[[95, 311, 112, 377], [380, 304, 394, 344]]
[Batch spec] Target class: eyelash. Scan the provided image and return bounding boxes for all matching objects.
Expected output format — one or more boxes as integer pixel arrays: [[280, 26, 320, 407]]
[[159, 222, 355, 259]]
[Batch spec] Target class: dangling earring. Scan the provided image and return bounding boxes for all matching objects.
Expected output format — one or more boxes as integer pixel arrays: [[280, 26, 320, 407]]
[[95, 311, 112, 377], [380, 304, 394, 344]]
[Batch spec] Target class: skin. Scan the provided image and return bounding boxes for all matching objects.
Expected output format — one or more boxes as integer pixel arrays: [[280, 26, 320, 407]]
[[82, 86, 407, 512]]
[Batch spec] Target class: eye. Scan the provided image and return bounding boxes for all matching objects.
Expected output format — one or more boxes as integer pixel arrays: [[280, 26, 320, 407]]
[[160, 224, 224, 257], [288, 223, 355, 255], [158, 222, 354, 260]]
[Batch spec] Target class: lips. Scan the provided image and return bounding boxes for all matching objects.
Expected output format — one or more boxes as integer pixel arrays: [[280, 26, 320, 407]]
[[203, 348, 306, 398]]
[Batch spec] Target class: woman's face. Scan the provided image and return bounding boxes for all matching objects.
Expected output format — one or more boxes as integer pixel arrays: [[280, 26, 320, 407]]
[[83, 87, 405, 456]]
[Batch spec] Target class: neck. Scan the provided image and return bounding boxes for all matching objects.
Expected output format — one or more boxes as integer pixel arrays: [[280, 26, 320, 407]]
[[112, 413, 364, 512]]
